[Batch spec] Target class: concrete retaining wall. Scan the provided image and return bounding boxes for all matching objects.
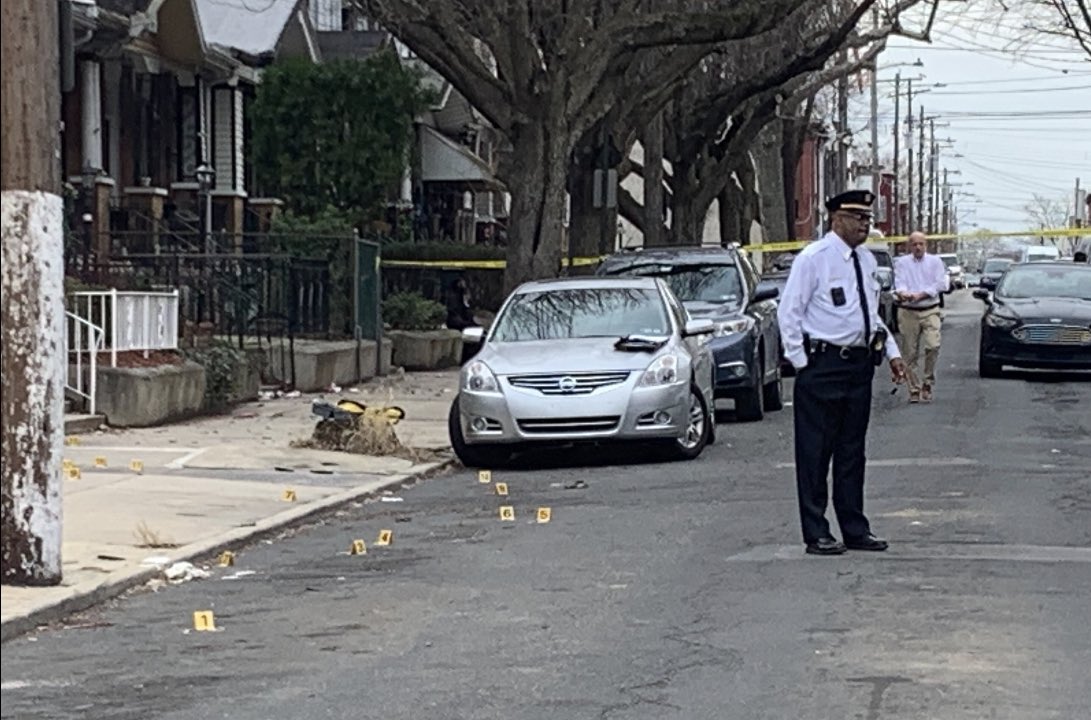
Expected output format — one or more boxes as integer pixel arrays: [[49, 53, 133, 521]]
[[95, 361, 206, 428], [388, 329, 462, 370], [262, 339, 393, 392]]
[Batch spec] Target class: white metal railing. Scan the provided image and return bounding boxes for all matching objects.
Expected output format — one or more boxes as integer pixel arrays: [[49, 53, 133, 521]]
[[69, 289, 180, 367], [65, 312, 104, 416]]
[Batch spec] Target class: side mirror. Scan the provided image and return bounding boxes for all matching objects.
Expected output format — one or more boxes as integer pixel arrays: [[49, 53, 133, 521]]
[[751, 284, 780, 303], [683, 318, 715, 337], [972, 288, 991, 303], [462, 326, 485, 344]]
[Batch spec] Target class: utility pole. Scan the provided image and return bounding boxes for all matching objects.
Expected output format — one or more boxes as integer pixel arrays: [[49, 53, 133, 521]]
[[2, 0, 65, 585], [869, 11, 880, 201], [941, 168, 949, 234], [906, 80, 914, 234], [917, 106, 925, 232], [893, 73, 901, 235], [642, 111, 664, 248], [836, 49, 849, 195], [928, 120, 937, 234]]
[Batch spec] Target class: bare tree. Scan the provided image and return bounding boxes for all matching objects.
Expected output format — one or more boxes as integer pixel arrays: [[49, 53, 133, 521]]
[[1018, 0, 1091, 57], [1024, 192, 1076, 250], [364, 0, 893, 290], [616, 0, 937, 246]]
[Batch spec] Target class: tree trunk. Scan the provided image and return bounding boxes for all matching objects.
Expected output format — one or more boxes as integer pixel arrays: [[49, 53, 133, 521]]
[[501, 120, 570, 293], [2, 0, 64, 586], [566, 163, 617, 270], [719, 185, 743, 246], [753, 124, 787, 244], [642, 111, 665, 246], [669, 187, 710, 245]]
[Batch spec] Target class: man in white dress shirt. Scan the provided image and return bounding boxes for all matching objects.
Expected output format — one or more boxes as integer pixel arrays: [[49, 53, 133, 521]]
[[893, 232, 948, 403], [777, 190, 907, 556]]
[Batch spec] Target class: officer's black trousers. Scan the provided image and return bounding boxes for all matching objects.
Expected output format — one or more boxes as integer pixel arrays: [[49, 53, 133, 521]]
[[792, 350, 875, 544]]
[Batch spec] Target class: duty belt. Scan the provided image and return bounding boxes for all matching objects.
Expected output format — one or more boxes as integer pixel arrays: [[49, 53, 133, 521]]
[[898, 303, 940, 311], [806, 339, 871, 361]]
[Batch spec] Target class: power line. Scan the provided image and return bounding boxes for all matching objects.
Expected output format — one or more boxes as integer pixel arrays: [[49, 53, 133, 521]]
[[927, 84, 1091, 95]]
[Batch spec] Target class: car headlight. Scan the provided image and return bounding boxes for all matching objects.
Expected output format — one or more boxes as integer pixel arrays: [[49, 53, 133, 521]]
[[639, 353, 680, 387], [985, 313, 1018, 330], [713, 316, 755, 337], [463, 360, 499, 393]]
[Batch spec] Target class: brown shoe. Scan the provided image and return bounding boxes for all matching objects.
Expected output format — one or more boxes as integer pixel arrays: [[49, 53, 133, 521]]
[[921, 385, 933, 403]]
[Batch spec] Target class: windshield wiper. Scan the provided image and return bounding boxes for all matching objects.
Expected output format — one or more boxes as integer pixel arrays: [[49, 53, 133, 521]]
[[614, 335, 667, 352]]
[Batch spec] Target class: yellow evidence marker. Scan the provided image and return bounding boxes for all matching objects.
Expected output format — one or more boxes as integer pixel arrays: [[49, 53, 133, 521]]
[[130, 459, 144, 473], [478, 469, 492, 484], [350, 539, 367, 555], [218, 551, 235, 567], [94, 456, 108, 468], [64, 436, 81, 446], [66, 466, 82, 480], [376, 530, 393, 546], [193, 610, 217, 632], [499, 506, 515, 521], [537, 507, 552, 524], [282, 489, 297, 502], [494, 482, 509, 496]]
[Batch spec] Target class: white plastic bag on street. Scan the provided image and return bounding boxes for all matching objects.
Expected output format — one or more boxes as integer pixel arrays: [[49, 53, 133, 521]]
[[163, 561, 210, 584]]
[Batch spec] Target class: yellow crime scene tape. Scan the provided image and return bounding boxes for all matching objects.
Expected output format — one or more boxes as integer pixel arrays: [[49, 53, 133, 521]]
[[380, 226, 1087, 270]]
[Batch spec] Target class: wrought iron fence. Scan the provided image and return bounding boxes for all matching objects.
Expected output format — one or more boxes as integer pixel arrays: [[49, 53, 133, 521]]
[[67, 249, 333, 345]]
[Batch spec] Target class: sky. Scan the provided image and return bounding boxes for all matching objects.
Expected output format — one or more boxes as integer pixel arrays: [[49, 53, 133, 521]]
[[851, 0, 1091, 234]]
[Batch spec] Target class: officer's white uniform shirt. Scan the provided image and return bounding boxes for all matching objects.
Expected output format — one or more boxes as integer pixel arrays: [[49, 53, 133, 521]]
[[777, 231, 901, 370]]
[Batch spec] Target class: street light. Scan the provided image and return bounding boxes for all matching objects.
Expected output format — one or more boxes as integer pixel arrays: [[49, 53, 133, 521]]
[[195, 163, 215, 254]]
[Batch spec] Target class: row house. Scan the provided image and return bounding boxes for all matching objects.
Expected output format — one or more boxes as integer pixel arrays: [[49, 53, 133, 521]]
[[64, 0, 317, 265], [308, 0, 509, 245]]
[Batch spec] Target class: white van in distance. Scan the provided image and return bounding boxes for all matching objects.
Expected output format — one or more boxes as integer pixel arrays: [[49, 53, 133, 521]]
[[1018, 244, 1061, 263]]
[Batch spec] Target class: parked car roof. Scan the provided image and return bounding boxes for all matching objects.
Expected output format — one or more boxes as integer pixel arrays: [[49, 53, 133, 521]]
[[513, 275, 661, 293]]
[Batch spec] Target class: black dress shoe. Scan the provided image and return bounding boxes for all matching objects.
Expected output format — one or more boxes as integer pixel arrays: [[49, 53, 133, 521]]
[[844, 534, 889, 551], [805, 537, 847, 555]]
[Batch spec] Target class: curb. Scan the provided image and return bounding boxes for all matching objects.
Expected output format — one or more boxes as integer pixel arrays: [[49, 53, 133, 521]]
[[0, 457, 457, 644]]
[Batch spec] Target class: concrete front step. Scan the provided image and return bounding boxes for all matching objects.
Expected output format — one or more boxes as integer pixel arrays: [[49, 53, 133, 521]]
[[64, 414, 106, 434]]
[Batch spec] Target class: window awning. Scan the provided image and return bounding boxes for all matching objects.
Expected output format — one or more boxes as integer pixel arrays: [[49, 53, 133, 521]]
[[420, 125, 503, 190]]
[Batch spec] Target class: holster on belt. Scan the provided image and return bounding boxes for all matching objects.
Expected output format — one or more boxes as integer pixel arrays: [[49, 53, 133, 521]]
[[870, 328, 887, 366]]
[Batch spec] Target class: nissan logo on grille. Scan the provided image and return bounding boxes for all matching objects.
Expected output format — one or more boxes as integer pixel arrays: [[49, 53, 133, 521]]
[[558, 376, 578, 393]]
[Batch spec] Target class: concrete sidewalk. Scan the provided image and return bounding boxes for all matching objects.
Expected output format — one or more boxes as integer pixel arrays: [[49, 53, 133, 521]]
[[1, 370, 459, 642]]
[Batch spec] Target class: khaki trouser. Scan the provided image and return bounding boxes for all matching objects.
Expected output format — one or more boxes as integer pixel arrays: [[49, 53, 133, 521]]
[[897, 306, 942, 392]]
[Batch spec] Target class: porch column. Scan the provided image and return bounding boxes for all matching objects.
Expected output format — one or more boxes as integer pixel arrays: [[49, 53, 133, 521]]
[[80, 60, 102, 171]]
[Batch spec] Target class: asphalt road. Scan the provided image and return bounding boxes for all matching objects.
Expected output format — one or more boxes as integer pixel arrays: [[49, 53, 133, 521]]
[[3, 291, 1089, 720]]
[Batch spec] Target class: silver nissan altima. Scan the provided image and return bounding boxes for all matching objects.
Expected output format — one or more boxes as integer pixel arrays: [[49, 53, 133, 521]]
[[448, 276, 717, 468]]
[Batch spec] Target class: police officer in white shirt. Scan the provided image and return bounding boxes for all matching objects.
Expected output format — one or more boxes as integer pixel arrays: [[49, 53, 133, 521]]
[[893, 232, 948, 403], [777, 190, 907, 556]]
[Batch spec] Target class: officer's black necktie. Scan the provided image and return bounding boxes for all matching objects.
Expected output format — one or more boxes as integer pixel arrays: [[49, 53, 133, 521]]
[[851, 249, 871, 346]]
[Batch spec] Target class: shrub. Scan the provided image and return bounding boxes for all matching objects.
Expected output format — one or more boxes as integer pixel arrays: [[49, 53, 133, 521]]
[[382, 291, 446, 331], [185, 341, 245, 412]]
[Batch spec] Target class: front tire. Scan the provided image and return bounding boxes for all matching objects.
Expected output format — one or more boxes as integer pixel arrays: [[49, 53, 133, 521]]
[[664, 383, 711, 461], [448, 396, 512, 468], [762, 349, 784, 412], [978, 354, 1003, 379]]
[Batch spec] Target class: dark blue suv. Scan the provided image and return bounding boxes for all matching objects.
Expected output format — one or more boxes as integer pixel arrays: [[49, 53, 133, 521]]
[[597, 245, 784, 422]]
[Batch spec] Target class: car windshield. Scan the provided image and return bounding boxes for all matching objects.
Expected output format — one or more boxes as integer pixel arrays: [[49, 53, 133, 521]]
[[491, 287, 671, 342], [995, 265, 1091, 300], [940, 255, 959, 268], [611, 263, 743, 304], [983, 259, 1012, 273]]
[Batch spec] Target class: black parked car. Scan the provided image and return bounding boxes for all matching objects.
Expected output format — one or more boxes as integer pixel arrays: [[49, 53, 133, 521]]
[[979, 257, 1014, 291], [597, 245, 783, 421], [974, 262, 1091, 377]]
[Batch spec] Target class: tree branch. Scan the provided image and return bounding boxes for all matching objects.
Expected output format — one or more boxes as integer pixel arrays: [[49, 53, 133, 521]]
[[365, 1, 516, 129]]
